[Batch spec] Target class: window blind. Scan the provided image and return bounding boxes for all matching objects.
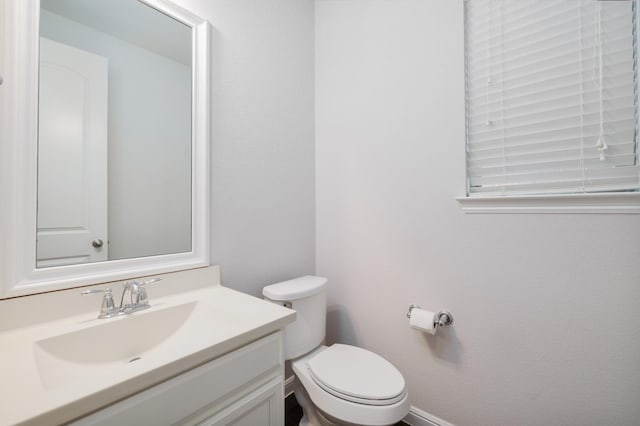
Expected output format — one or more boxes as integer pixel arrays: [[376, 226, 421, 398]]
[[465, 0, 639, 196]]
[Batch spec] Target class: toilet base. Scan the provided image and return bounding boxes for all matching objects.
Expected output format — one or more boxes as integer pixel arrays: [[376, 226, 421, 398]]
[[293, 380, 362, 426], [293, 378, 335, 426]]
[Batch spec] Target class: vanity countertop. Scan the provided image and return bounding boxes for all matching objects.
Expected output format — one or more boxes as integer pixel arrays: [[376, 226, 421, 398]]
[[0, 267, 295, 426]]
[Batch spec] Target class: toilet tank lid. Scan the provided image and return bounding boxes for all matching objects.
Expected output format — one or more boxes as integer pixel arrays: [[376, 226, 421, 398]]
[[263, 276, 328, 301]]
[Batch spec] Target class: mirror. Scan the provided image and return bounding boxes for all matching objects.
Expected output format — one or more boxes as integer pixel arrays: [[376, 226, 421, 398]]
[[37, 0, 192, 267], [0, 0, 210, 297]]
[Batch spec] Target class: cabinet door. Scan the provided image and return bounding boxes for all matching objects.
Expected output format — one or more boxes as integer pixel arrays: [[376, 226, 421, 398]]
[[71, 333, 283, 426], [200, 378, 284, 426]]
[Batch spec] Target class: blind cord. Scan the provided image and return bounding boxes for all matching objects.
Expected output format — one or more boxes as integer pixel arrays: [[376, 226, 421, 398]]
[[579, 3, 587, 191], [594, 0, 609, 160], [499, 1, 507, 195]]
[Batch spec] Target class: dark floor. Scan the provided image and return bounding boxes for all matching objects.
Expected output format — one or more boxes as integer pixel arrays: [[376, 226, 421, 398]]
[[285, 394, 303, 426], [285, 394, 408, 426]]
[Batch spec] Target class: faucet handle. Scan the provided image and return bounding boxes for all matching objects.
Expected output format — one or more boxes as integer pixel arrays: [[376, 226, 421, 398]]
[[81, 287, 119, 319], [138, 278, 162, 286], [81, 287, 112, 296]]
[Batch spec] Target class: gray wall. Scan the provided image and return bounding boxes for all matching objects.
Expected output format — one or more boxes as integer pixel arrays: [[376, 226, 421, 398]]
[[173, 0, 316, 296], [153, 1, 640, 424], [315, 1, 640, 425]]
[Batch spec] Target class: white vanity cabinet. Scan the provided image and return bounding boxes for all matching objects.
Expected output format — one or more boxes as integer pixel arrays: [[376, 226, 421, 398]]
[[71, 332, 285, 426]]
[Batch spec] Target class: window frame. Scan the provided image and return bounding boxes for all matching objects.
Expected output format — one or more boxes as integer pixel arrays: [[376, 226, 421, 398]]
[[459, 0, 640, 214]]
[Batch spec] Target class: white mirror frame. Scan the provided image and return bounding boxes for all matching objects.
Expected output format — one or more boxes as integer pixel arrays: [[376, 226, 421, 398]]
[[0, 0, 210, 298]]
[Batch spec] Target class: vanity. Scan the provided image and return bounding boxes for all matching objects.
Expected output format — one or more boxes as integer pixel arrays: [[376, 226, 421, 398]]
[[0, 266, 295, 425], [0, 1, 299, 423]]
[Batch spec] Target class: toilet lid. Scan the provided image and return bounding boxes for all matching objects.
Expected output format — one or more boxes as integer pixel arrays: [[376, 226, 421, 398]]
[[307, 344, 406, 406]]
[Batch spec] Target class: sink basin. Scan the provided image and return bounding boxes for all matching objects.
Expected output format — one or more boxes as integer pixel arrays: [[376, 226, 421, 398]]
[[33, 301, 234, 390]]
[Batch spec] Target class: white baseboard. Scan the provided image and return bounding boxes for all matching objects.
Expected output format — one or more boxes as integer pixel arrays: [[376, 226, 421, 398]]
[[403, 406, 455, 426], [284, 374, 296, 397]]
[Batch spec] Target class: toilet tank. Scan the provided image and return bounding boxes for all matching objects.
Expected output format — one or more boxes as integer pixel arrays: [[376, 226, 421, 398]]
[[263, 276, 327, 360]]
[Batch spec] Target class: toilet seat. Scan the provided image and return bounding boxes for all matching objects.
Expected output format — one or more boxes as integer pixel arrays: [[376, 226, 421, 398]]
[[292, 345, 410, 425], [307, 344, 406, 406]]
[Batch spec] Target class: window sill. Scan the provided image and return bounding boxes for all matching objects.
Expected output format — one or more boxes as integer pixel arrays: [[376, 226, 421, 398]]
[[456, 192, 640, 214]]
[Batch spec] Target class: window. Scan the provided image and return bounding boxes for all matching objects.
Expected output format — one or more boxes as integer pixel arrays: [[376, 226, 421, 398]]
[[464, 0, 639, 198]]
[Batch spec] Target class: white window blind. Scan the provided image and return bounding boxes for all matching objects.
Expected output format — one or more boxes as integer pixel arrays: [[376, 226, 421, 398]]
[[465, 0, 639, 196]]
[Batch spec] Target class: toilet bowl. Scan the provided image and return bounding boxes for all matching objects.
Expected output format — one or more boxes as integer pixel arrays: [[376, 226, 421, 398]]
[[263, 276, 409, 426]]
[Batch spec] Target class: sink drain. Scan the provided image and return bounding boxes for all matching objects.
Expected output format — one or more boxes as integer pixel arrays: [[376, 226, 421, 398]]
[[129, 357, 142, 363]]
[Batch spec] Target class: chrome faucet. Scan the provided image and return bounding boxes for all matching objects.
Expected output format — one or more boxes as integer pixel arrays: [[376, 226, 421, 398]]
[[82, 278, 162, 319], [120, 278, 161, 313]]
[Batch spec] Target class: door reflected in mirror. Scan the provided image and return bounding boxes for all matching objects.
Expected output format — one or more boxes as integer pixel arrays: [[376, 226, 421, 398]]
[[37, 0, 192, 268]]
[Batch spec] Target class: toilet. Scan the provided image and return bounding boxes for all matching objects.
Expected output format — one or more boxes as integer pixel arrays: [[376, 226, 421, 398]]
[[263, 276, 410, 426]]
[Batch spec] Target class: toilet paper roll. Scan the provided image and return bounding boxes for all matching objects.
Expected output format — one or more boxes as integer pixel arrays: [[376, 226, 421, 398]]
[[410, 308, 437, 334]]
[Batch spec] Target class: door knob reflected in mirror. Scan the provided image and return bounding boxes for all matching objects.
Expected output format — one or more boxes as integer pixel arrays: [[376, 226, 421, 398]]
[[92, 239, 104, 248]]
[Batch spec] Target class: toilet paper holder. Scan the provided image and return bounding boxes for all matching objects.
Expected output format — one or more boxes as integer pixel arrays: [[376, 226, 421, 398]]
[[407, 304, 453, 327]]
